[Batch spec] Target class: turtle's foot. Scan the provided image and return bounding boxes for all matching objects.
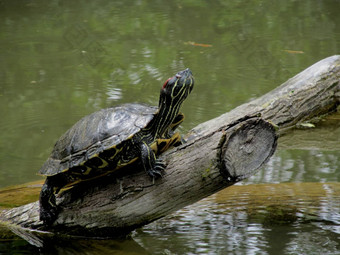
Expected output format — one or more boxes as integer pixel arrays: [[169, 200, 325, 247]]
[[39, 192, 58, 226], [39, 204, 58, 226], [147, 159, 166, 178]]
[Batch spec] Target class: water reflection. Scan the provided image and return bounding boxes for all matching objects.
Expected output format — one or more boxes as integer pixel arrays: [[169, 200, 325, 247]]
[[247, 149, 340, 184], [106, 87, 122, 101], [135, 183, 340, 254], [0, 234, 150, 255]]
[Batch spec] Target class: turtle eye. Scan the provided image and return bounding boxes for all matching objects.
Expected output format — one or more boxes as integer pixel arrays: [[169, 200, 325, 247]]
[[162, 78, 171, 89]]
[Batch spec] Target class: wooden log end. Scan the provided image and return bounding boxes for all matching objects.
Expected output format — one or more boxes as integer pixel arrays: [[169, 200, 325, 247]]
[[219, 118, 278, 182]]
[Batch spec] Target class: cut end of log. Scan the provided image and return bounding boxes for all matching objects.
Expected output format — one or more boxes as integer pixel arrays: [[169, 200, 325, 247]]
[[218, 118, 278, 182]]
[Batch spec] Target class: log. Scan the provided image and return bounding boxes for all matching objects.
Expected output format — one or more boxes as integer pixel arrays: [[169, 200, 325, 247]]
[[1, 55, 339, 241]]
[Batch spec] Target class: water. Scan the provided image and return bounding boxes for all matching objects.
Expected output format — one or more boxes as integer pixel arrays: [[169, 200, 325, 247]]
[[1, 0, 340, 254]]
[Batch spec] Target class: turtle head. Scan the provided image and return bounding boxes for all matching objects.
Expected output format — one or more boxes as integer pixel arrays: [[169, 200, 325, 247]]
[[159, 68, 194, 108], [150, 68, 193, 138]]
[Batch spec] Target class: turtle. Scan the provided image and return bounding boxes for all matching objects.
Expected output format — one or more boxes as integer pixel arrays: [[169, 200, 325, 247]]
[[38, 68, 194, 225]]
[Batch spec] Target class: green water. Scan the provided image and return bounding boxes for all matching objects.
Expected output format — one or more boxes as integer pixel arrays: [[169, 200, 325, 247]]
[[1, 0, 340, 254]]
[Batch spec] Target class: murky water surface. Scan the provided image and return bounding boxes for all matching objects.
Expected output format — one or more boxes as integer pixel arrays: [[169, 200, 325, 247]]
[[1, 0, 339, 254]]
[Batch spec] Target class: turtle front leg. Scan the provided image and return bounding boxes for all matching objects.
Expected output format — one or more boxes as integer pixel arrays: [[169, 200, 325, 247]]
[[39, 176, 60, 225], [154, 132, 182, 155], [140, 142, 165, 178]]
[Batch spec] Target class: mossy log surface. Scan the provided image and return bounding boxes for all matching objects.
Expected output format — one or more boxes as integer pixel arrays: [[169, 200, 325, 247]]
[[1, 55, 339, 241]]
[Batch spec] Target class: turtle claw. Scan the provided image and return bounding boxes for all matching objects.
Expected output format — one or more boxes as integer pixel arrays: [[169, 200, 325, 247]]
[[155, 159, 166, 170], [148, 169, 163, 178], [147, 159, 166, 178]]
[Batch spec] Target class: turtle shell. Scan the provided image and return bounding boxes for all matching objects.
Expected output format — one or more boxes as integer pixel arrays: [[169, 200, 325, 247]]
[[39, 103, 158, 176]]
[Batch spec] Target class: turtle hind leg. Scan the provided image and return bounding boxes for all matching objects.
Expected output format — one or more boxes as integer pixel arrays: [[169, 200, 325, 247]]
[[39, 176, 61, 225]]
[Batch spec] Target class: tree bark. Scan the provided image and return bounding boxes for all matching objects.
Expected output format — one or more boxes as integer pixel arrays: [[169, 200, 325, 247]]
[[1, 55, 339, 241]]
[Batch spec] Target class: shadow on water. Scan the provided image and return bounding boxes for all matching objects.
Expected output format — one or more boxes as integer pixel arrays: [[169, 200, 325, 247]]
[[0, 233, 150, 255], [0, 223, 150, 255]]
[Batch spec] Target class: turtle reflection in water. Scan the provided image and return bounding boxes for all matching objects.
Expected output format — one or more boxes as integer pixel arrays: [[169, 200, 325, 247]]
[[38, 68, 194, 225]]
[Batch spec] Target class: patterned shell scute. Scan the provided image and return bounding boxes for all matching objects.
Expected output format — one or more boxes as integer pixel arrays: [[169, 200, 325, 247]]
[[39, 103, 158, 176]]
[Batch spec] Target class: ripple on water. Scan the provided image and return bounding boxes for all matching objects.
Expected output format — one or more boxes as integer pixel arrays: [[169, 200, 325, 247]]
[[135, 183, 340, 254]]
